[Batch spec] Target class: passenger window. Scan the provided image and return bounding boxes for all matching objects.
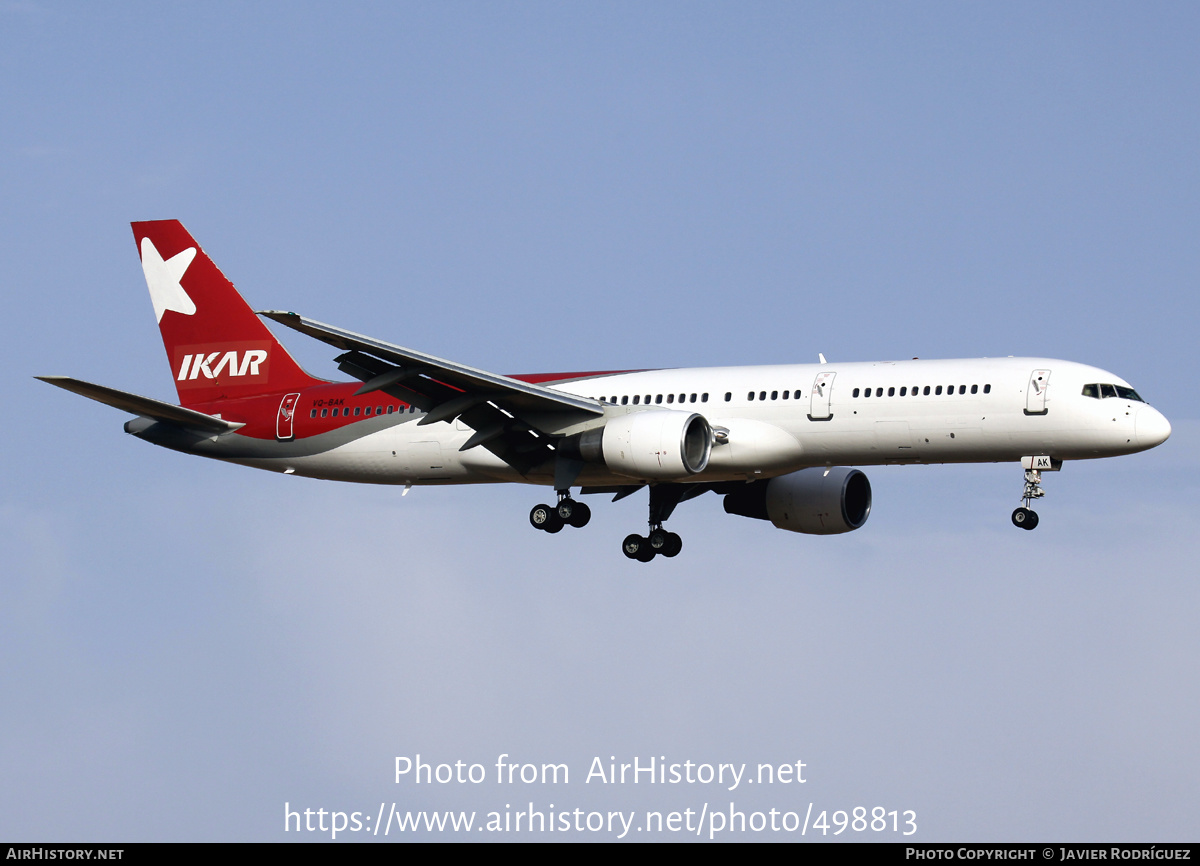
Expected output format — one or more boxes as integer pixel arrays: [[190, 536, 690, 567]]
[[655, 394, 663, 404], [888, 387, 895, 397], [853, 388, 860, 398], [354, 407, 361, 416], [936, 386, 943, 395], [759, 391, 766, 401], [309, 409, 317, 418], [783, 390, 790, 400], [876, 388, 883, 397], [701, 393, 708, 402], [748, 391, 755, 401], [794, 390, 801, 399], [633, 395, 640, 404], [771, 390, 778, 400], [959, 385, 966, 395], [667, 394, 674, 403], [724, 392, 731, 402], [899, 387, 907, 396], [923, 386, 930, 395], [691, 394, 698, 403], [971, 385, 978, 395], [321, 408, 328, 417], [983, 384, 991, 394], [621, 396, 629, 405], [387, 405, 395, 414]]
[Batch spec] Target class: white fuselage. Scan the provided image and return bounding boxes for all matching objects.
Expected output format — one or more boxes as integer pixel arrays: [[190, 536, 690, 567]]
[[214, 356, 1170, 488]]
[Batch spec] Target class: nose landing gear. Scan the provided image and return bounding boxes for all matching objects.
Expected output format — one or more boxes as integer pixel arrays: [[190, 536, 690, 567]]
[[1011, 464, 1047, 531]]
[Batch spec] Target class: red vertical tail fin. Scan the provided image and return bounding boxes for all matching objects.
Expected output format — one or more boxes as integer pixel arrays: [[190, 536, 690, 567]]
[[132, 220, 322, 408]]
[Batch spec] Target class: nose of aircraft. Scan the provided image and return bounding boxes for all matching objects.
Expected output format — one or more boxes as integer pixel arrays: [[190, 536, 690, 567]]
[[1136, 406, 1172, 449]]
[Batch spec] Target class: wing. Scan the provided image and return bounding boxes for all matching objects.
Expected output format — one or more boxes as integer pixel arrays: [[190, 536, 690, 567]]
[[37, 376, 244, 434], [259, 311, 606, 475]]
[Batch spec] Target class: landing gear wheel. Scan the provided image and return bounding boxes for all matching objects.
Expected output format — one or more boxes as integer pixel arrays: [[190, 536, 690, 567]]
[[648, 528, 670, 552], [662, 532, 683, 557], [569, 501, 591, 528], [530, 504, 553, 530], [560, 499, 590, 528], [1011, 507, 1039, 530], [622, 533, 647, 560], [530, 504, 563, 533], [636, 543, 657, 563]]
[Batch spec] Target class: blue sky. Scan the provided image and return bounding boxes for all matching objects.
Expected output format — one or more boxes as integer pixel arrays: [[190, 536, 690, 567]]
[[2, 2, 1197, 841]]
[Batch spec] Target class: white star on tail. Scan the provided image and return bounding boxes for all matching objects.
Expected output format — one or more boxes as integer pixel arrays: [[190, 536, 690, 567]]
[[140, 236, 198, 322]]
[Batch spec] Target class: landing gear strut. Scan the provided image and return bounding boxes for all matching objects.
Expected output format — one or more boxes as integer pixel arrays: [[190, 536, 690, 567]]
[[530, 489, 591, 534], [1011, 467, 1045, 531], [621, 485, 687, 562]]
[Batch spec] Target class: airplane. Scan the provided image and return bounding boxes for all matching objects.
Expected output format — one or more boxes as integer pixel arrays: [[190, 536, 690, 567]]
[[39, 220, 1172, 562]]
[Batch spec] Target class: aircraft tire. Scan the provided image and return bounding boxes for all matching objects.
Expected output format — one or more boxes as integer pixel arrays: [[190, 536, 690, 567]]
[[1011, 507, 1039, 530], [530, 504, 557, 531], [622, 533, 645, 560], [662, 532, 683, 557], [568, 501, 591, 528]]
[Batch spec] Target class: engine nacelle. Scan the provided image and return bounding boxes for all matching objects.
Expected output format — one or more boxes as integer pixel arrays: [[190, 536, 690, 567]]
[[559, 411, 712, 480], [723, 467, 871, 535]]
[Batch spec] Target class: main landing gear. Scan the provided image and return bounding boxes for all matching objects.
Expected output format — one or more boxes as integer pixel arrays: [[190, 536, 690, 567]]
[[622, 528, 682, 562], [1011, 466, 1045, 531], [529, 483, 699, 561], [621, 484, 691, 563], [529, 490, 591, 534]]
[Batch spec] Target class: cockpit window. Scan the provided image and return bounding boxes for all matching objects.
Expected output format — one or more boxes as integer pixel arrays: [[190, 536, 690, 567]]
[[1083, 383, 1144, 402]]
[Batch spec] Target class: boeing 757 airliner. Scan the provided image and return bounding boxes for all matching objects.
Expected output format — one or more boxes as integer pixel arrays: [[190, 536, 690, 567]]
[[39, 221, 1172, 561]]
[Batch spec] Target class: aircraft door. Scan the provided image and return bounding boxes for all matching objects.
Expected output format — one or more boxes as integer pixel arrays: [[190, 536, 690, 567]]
[[276, 392, 301, 440], [1025, 370, 1051, 415], [809, 372, 836, 420]]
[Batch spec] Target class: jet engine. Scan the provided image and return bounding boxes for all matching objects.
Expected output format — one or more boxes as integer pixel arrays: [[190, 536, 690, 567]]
[[558, 411, 712, 480], [722, 467, 871, 534]]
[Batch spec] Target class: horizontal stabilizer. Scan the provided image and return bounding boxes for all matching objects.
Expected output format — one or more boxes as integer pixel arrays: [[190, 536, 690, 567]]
[[36, 376, 244, 434]]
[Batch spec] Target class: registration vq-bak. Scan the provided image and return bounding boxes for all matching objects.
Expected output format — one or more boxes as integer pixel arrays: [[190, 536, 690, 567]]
[[40, 221, 1172, 560]]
